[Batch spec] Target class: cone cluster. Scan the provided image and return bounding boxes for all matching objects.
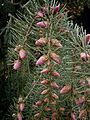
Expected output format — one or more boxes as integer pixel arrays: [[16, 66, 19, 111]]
[[13, 46, 27, 70]]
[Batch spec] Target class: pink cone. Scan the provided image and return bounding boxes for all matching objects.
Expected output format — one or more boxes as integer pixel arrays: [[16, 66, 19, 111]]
[[35, 11, 44, 18], [75, 96, 85, 105], [17, 112, 22, 120], [40, 79, 49, 85], [19, 49, 27, 59], [41, 89, 48, 95], [79, 109, 87, 119], [60, 107, 65, 112], [61, 3, 64, 7], [51, 100, 57, 105], [13, 60, 21, 70], [44, 107, 51, 111], [52, 93, 59, 99], [51, 71, 60, 77], [43, 98, 49, 103], [86, 77, 90, 86], [41, 68, 50, 74], [51, 82, 59, 88], [35, 37, 47, 46], [79, 79, 86, 86], [35, 101, 42, 106], [85, 34, 90, 45], [71, 112, 76, 120], [52, 112, 57, 118], [19, 102, 25, 112], [60, 85, 71, 94], [52, 117, 56, 120], [80, 52, 90, 61], [36, 55, 48, 66], [41, 7, 48, 13], [50, 52, 61, 64], [51, 39, 63, 48], [36, 21, 48, 28], [52, 4, 60, 14], [34, 113, 40, 117]]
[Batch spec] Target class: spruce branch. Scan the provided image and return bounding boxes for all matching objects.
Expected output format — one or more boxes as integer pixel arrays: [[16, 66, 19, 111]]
[[5, 0, 90, 119]]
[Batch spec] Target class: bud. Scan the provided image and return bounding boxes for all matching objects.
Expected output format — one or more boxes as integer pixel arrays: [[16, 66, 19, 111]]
[[17, 112, 22, 120], [80, 53, 90, 61], [19, 102, 25, 112], [75, 96, 85, 105], [51, 100, 57, 105], [60, 85, 71, 94], [51, 39, 63, 48], [19, 49, 27, 59], [36, 21, 48, 28], [52, 4, 60, 14], [41, 6, 48, 13], [51, 82, 59, 88], [35, 11, 44, 18], [39, 30, 44, 36], [44, 118, 49, 120], [74, 65, 81, 71], [60, 107, 65, 112], [86, 77, 90, 86], [35, 101, 42, 106], [14, 45, 22, 51], [41, 89, 48, 95], [44, 107, 51, 111], [85, 34, 90, 45], [13, 60, 21, 70], [34, 113, 40, 117], [43, 98, 49, 103], [12, 113, 16, 117], [18, 96, 23, 103], [41, 68, 50, 74], [51, 71, 60, 77], [79, 109, 87, 119], [52, 117, 56, 120], [71, 112, 76, 120], [50, 52, 61, 64], [79, 79, 86, 86], [52, 93, 59, 99], [61, 3, 64, 7], [52, 112, 57, 119], [40, 79, 49, 85], [47, 60, 51, 65], [35, 38, 47, 46], [36, 55, 48, 66], [59, 28, 68, 33]]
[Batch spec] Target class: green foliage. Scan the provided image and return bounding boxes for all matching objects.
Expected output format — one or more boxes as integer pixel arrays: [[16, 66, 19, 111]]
[[5, 0, 90, 119]]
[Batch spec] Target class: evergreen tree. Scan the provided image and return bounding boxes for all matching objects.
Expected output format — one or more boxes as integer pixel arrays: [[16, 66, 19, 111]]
[[5, 0, 90, 119]]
